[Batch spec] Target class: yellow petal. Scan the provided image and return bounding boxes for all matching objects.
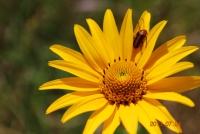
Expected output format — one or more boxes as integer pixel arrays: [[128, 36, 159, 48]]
[[133, 10, 151, 35], [46, 90, 100, 114], [137, 20, 167, 68], [148, 76, 200, 93], [87, 19, 114, 64], [50, 44, 86, 63], [147, 62, 194, 85], [74, 24, 105, 70], [141, 99, 182, 133], [132, 11, 151, 63], [144, 36, 186, 70], [143, 92, 195, 107], [120, 9, 133, 61], [137, 102, 162, 134], [146, 46, 198, 74], [103, 9, 120, 59], [119, 103, 138, 134], [39, 77, 98, 91], [48, 60, 100, 83], [61, 94, 107, 123], [146, 98, 182, 129], [83, 103, 116, 134], [102, 107, 120, 134]]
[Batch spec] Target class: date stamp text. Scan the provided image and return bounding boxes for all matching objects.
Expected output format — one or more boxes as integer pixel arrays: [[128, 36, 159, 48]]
[[150, 121, 181, 127]]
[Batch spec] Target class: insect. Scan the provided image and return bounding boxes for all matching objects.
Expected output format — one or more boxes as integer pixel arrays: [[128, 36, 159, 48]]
[[133, 22, 148, 52]]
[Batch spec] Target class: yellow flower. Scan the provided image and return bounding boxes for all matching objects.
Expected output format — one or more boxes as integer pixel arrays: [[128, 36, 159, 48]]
[[39, 9, 200, 134]]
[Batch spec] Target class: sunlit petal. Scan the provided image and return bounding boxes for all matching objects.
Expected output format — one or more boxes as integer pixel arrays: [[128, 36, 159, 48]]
[[39, 77, 98, 91], [132, 11, 151, 63], [119, 104, 138, 134], [137, 102, 162, 134], [120, 9, 133, 61], [147, 62, 193, 85], [74, 24, 105, 70], [144, 92, 194, 107], [87, 19, 114, 64], [48, 60, 100, 82], [46, 90, 100, 114], [137, 20, 167, 68], [146, 46, 198, 75], [83, 103, 116, 134], [146, 98, 182, 128], [103, 9, 120, 59], [141, 99, 182, 133], [148, 76, 200, 93], [102, 109, 120, 134], [144, 36, 186, 70], [61, 94, 106, 123]]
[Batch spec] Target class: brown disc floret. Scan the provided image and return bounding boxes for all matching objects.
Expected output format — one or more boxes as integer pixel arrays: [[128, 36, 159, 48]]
[[100, 60, 147, 106]]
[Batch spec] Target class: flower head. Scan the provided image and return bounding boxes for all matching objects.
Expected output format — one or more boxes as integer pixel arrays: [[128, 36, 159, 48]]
[[39, 9, 200, 134]]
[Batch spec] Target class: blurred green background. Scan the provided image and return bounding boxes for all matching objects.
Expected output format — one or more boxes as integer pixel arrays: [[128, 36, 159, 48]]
[[1, 0, 200, 134]]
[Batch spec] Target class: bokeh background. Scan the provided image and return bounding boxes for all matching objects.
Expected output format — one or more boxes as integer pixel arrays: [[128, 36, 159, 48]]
[[1, 0, 200, 134]]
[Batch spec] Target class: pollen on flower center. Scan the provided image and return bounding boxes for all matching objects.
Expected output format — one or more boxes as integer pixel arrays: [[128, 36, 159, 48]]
[[100, 60, 147, 105]]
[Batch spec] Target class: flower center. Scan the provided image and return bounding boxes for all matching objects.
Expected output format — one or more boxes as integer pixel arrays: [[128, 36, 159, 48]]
[[100, 60, 147, 106]]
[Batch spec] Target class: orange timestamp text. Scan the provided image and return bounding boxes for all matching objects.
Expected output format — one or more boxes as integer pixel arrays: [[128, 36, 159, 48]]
[[150, 121, 181, 127]]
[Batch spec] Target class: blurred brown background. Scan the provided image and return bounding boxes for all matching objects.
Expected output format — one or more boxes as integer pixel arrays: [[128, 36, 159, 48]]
[[0, 0, 200, 134]]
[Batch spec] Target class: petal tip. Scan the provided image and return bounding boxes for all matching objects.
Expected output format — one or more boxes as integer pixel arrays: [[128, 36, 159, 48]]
[[106, 9, 112, 12], [49, 44, 59, 50], [61, 118, 66, 123], [38, 86, 43, 90], [45, 111, 50, 114], [74, 24, 79, 29], [46, 108, 53, 114], [128, 9, 132, 13], [49, 46, 53, 50], [190, 101, 195, 107], [143, 10, 150, 14], [86, 18, 91, 22], [182, 35, 186, 38], [191, 46, 199, 51], [163, 20, 168, 24]]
